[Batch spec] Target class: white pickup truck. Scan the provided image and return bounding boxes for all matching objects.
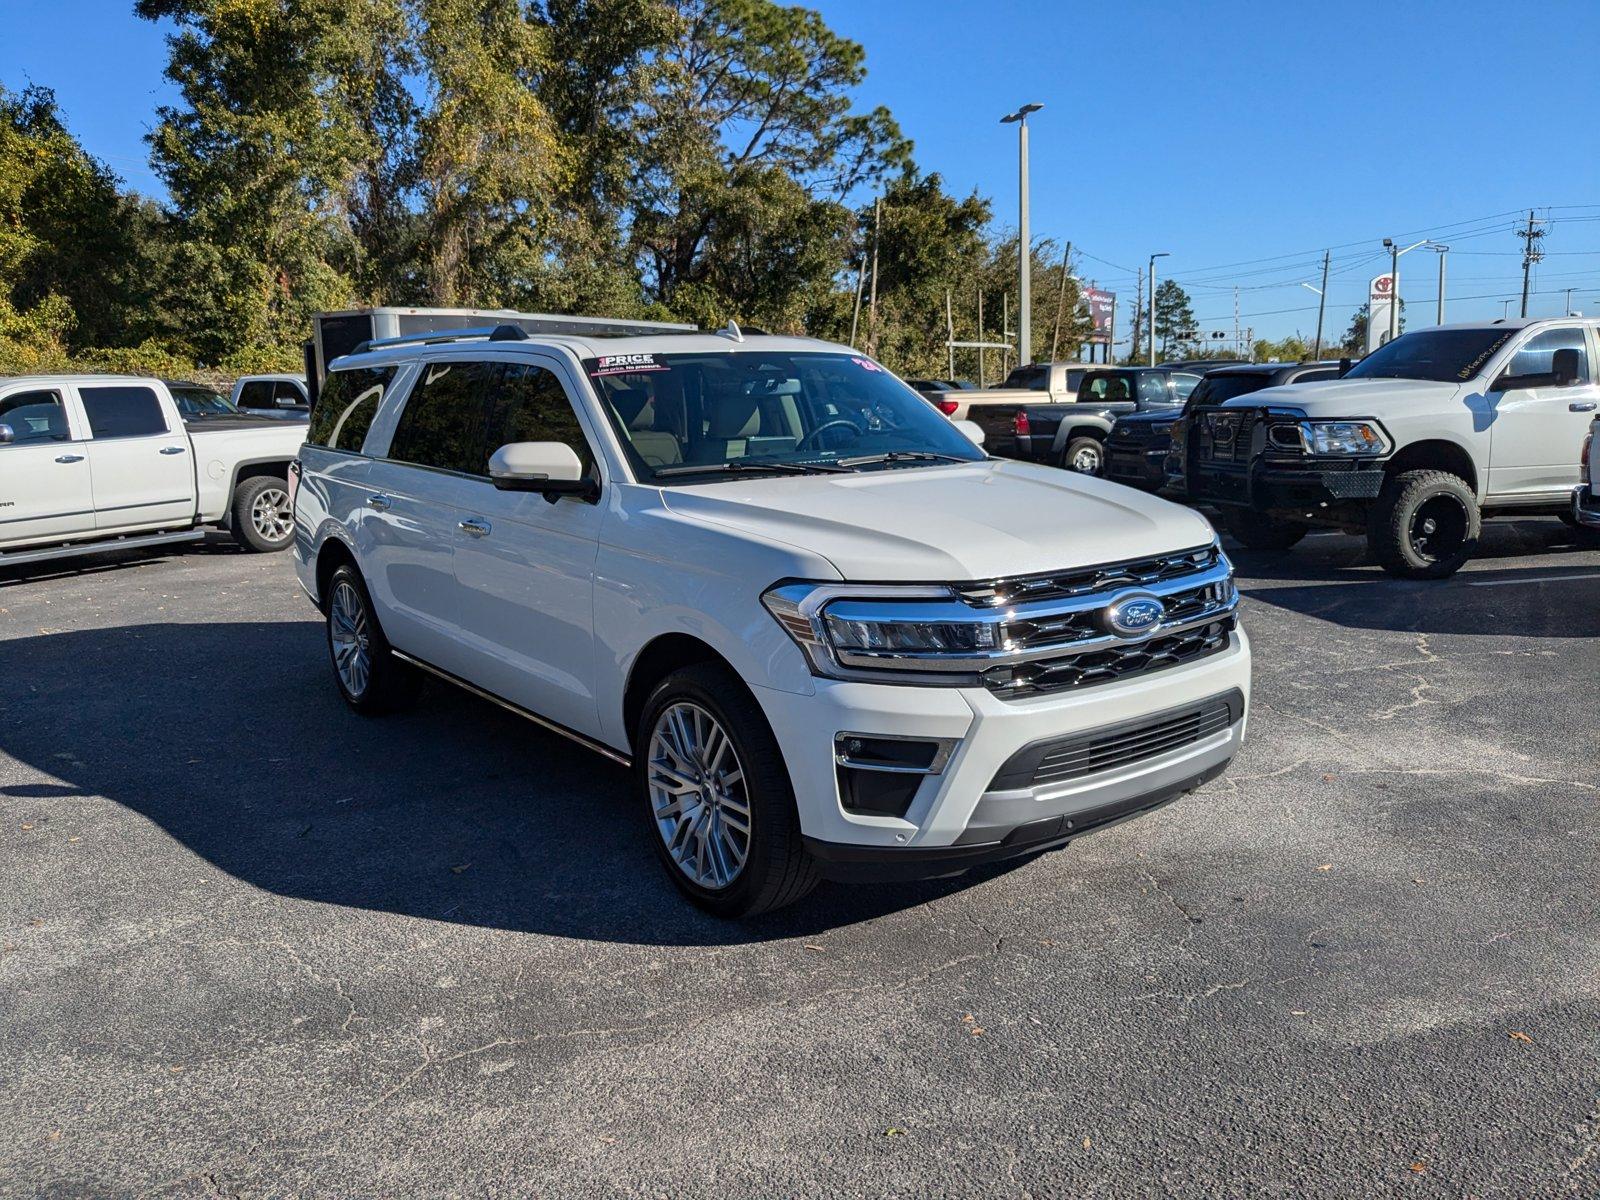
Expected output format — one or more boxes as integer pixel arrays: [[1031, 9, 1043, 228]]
[[0, 375, 307, 566], [1576, 414, 1600, 528], [293, 324, 1250, 917]]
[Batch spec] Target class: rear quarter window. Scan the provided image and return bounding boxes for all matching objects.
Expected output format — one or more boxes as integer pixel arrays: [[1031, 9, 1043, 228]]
[[305, 366, 398, 454]]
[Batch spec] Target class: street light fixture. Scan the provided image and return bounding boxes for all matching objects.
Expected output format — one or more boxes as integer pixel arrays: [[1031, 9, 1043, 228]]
[[1147, 251, 1170, 365], [1000, 102, 1043, 367], [1381, 237, 1430, 343]]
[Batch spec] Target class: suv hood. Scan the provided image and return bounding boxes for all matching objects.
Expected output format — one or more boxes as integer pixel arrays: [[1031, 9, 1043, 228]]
[[659, 460, 1217, 582], [1219, 377, 1463, 415]]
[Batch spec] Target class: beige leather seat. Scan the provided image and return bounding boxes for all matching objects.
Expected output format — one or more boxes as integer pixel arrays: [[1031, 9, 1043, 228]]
[[610, 387, 683, 467]]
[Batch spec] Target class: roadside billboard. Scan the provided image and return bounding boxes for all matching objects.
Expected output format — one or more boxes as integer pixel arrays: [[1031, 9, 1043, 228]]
[[1083, 287, 1115, 345]]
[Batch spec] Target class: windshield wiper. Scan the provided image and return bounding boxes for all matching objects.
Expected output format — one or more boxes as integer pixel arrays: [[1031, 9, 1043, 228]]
[[654, 460, 849, 478], [833, 450, 973, 468]]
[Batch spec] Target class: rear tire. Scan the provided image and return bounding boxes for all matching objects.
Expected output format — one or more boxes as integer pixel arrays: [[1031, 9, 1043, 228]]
[[1223, 508, 1309, 552], [231, 476, 295, 552], [325, 564, 420, 714], [636, 662, 819, 918], [1368, 469, 1480, 579], [1060, 436, 1104, 476]]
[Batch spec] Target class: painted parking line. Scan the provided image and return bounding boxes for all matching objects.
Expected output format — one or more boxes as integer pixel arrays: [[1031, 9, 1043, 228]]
[[1466, 571, 1600, 587]]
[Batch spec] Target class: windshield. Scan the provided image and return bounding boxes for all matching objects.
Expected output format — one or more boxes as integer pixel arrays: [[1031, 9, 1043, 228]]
[[584, 351, 986, 483], [1002, 365, 1049, 391], [169, 386, 238, 418], [1185, 373, 1272, 412], [1345, 328, 1516, 383]]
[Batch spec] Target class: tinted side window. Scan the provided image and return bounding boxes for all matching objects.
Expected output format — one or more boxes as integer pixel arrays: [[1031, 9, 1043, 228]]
[[273, 381, 307, 406], [389, 360, 493, 475], [305, 366, 396, 453], [238, 381, 274, 409], [0, 390, 70, 444], [486, 363, 595, 474], [1138, 373, 1172, 403], [79, 386, 169, 439], [1508, 327, 1590, 382]]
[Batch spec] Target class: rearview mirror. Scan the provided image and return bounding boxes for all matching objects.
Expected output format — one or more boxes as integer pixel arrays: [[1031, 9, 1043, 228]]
[[953, 419, 985, 447], [489, 441, 598, 501], [0, 423, 13, 445]]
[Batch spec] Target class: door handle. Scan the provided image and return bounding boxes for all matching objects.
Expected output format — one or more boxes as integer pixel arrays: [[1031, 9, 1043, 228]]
[[160, 445, 187, 455], [368, 494, 392, 511], [1569, 401, 1597, 412], [55, 454, 85, 464], [458, 517, 492, 538]]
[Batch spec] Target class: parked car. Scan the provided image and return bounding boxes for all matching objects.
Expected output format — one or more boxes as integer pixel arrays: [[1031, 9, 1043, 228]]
[[1107, 362, 1342, 494], [1159, 358, 1248, 373], [967, 367, 1202, 474], [1574, 415, 1600, 528], [166, 380, 241, 420], [1183, 319, 1600, 577], [932, 362, 1097, 421], [904, 378, 976, 415], [231, 374, 312, 420], [0, 375, 308, 565], [293, 324, 1250, 917]]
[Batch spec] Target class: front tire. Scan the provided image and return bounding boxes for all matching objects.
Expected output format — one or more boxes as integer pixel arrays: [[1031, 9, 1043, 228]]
[[231, 476, 295, 552], [325, 564, 420, 713], [1060, 436, 1104, 475], [636, 662, 818, 918], [1223, 508, 1309, 552], [1368, 469, 1480, 579]]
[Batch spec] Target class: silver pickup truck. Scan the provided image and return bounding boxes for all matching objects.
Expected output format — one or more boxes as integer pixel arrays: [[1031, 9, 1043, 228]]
[[0, 375, 307, 566]]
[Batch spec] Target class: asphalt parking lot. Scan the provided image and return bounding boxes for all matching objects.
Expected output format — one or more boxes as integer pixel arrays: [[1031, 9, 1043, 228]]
[[2, 522, 1597, 1198]]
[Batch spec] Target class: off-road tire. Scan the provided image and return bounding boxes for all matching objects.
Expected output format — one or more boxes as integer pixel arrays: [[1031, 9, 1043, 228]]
[[1368, 469, 1480, 579], [636, 662, 819, 918], [1223, 508, 1309, 552], [325, 563, 421, 714]]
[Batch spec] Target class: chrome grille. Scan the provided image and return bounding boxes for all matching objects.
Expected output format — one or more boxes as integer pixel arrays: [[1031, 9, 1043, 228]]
[[987, 619, 1235, 699], [958, 543, 1224, 608]]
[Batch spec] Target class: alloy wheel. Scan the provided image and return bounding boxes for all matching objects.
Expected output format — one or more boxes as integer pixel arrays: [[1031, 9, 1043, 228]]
[[646, 702, 752, 890], [329, 580, 371, 698], [1071, 446, 1101, 473], [251, 486, 294, 542]]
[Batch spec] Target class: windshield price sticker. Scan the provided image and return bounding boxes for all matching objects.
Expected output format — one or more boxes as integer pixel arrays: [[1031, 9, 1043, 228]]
[[591, 353, 667, 376], [851, 357, 883, 372]]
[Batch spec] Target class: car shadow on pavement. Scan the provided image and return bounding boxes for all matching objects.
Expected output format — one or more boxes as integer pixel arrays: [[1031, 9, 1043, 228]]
[[1224, 520, 1600, 638], [0, 620, 1014, 946], [0, 533, 249, 588]]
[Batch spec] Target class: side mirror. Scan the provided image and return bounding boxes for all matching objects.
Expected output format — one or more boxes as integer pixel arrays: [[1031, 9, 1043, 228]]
[[1338, 357, 1353, 378], [488, 441, 598, 501], [953, 419, 986, 447], [0, 423, 13, 444], [1553, 347, 1581, 386]]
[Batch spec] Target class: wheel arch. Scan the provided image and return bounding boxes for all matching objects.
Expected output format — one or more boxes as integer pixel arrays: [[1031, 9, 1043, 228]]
[[1382, 439, 1479, 498], [623, 633, 743, 751], [313, 533, 359, 612]]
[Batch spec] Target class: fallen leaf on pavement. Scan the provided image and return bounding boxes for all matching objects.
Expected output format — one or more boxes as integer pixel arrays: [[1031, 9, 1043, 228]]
[[1509, 1031, 1533, 1044], [1407, 1162, 1427, 1174], [1082, 1137, 1092, 1150], [450, 863, 472, 874], [803, 944, 825, 952], [1315, 864, 1333, 872]]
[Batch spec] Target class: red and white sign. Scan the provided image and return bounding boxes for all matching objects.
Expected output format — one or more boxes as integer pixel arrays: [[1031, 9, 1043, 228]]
[[1367, 274, 1397, 354]]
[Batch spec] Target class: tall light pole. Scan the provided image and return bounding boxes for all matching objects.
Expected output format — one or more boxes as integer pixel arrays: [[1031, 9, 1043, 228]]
[[1147, 251, 1169, 365], [1000, 103, 1043, 366], [1428, 243, 1448, 324], [1300, 280, 1325, 360], [1380, 237, 1429, 343]]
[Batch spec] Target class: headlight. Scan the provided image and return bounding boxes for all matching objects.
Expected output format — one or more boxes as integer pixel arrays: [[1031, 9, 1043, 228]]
[[1301, 420, 1389, 456]]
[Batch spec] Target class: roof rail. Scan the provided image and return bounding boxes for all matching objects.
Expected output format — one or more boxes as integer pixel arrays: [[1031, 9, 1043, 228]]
[[350, 324, 529, 355]]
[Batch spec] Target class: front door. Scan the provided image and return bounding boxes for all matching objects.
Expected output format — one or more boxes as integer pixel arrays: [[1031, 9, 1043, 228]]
[[0, 386, 94, 547], [75, 383, 195, 532], [450, 359, 605, 739], [1485, 325, 1600, 499]]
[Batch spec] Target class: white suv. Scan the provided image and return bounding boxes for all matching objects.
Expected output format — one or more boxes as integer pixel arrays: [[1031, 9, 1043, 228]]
[[291, 324, 1251, 916]]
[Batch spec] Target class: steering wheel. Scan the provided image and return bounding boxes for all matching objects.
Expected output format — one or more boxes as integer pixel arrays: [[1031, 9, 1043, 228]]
[[795, 418, 864, 454]]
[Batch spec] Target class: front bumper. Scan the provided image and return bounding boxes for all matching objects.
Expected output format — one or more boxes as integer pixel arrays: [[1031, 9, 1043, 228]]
[[1105, 443, 1168, 492], [752, 629, 1251, 878], [1189, 461, 1386, 510], [1574, 485, 1600, 528]]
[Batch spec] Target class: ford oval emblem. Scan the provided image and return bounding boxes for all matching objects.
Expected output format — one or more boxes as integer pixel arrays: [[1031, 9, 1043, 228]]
[[1103, 592, 1164, 639]]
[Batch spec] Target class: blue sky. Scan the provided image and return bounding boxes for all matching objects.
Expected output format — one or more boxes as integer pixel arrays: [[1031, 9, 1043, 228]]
[[6, 0, 1600, 348]]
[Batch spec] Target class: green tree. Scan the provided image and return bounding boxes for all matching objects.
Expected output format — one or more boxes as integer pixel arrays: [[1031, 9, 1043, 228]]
[[1340, 300, 1405, 355], [1152, 279, 1197, 358]]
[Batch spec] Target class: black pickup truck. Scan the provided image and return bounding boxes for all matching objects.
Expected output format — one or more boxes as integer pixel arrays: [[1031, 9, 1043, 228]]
[[967, 367, 1200, 474], [1105, 361, 1342, 493]]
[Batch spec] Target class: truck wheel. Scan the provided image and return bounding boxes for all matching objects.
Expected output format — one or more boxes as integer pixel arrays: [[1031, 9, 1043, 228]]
[[325, 564, 420, 713], [1061, 437, 1104, 475], [1223, 509, 1309, 552], [636, 662, 819, 918], [1368, 469, 1480, 579], [231, 476, 295, 553]]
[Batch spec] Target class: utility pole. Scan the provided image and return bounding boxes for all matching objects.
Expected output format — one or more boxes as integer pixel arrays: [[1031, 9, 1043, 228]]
[[1430, 244, 1448, 324], [1148, 251, 1169, 366], [1232, 287, 1241, 359], [1565, 286, 1576, 316], [1001, 292, 1011, 375], [1385, 239, 1400, 344], [976, 289, 985, 387], [1130, 268, 1143, 367], [1000, 103, 1043, 366], [1050, 242, 1072, 362], [1313, 249, 1330, 358], [945, 290, 955, 378], [1518, 209, 1545, 318], [848, 249, 866, 347], [866, 198, 882, 355]]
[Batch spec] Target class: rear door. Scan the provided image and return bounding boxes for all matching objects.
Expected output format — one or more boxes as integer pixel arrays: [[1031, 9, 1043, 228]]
[[449, 358, 605, 737], [75, 383, 195, 533], [0, 385, 94, 546], [1485, 325, 1600, 498]]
